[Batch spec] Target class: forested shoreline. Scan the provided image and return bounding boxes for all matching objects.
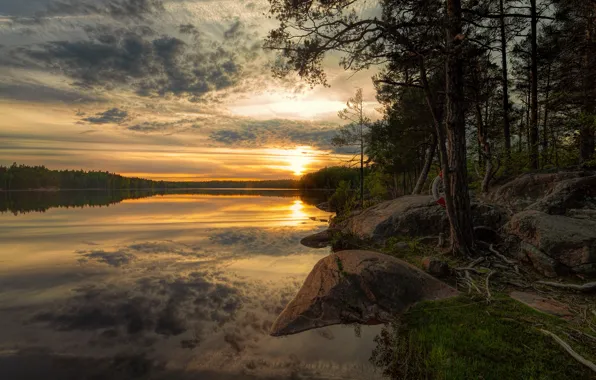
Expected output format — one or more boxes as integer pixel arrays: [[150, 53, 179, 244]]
[[0, 163, 299, 190]]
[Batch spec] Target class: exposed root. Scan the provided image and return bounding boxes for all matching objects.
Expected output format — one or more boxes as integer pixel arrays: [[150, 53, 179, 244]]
[[485, 270, 496, 301], [536, 281, 596, 293], [468, 256, 485, 268], [454, 267, 483, 274], [540, 329, 596, 373], [489, 244, 515, 265]]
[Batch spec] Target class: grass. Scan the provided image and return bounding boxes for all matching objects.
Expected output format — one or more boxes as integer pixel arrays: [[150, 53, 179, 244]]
[[370, 295, 596, 380]]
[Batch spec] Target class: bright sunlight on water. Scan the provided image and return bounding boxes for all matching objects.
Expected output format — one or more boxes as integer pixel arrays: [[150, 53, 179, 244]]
[[0, 190, 383, 380]]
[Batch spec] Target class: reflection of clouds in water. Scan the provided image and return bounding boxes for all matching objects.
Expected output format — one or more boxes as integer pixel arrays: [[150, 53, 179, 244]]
[[77, 249, 136, 267], [0, 194, 382, 379], [207, 226, 325, 255], [31, 270, 245, 339], [77, 226, 326, 268]]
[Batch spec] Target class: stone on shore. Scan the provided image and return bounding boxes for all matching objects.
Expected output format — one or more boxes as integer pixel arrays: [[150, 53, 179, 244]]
[[332, 195, 507, 244], [300, 230, 333, 249], [505, 210, 596, 276], [269, 250, 459, 336]]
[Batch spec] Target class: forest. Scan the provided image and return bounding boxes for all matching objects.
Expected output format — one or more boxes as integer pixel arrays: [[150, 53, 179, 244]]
[[0, 163, 299, 190], [266, 0, 596, 255]]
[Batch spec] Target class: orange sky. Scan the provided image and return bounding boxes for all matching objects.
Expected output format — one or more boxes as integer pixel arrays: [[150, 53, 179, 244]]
[[0, 0, 380, 181]]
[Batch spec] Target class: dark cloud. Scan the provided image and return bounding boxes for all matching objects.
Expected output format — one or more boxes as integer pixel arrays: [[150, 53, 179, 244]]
[[179, 24, 199, 36], [82, 108, 129, 124], [209, 119, 338, 150], [224, 20, 244, 40], [8, 0, 165, 22], [22, 27, 244, 101], [127, 117, 203, 133], [0, 82, 103, 103]]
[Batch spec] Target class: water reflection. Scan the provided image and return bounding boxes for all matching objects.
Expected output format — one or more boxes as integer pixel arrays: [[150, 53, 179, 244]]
[[0, 188, 327, 215], [0, 191, 382, 379]]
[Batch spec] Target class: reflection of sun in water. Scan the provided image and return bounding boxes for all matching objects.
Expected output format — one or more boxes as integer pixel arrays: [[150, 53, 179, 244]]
[[290, 200, 306, 221]]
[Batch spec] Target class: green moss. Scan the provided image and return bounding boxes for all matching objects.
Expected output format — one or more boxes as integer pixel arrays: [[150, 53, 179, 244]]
[[371, 296, 596, 380]]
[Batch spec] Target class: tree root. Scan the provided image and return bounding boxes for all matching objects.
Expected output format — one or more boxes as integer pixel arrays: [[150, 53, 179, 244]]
[[540, 329, 596, 373], [485, 270, 496, 301], [489, 244, 515, 265], [536, 281, 596, 293]]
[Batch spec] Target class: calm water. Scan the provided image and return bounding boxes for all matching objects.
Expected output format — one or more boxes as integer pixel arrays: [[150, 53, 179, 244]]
[[0, 190, 383, 380]]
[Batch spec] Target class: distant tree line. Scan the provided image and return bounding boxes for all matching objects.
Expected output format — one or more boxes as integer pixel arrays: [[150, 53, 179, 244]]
[[0, 163, 299, 191]]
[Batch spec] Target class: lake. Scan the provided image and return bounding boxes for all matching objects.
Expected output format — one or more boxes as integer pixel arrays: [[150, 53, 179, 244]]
[[0, 190, 384, 380]]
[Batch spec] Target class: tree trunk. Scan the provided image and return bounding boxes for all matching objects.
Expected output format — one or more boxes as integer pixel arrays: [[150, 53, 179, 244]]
[[445, 0, 475, 255], [529, 0, 539, 169], [580, 4, 596, 163], [475, 100, 493, 193], [542, 64, 551, 166], [412, 133, 437, 195], [360, 119, 364, 208], [500, 0, 511, 162]]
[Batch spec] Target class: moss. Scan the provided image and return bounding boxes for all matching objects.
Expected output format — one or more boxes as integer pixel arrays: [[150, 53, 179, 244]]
[[370, 295, 596, 380]]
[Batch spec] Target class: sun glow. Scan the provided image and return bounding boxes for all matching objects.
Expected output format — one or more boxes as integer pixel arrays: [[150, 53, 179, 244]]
[[287, 146, 314, 176]]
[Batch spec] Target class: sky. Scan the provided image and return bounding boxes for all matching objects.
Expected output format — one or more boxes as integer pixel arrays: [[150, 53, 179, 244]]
[[0, 0, 380, 181]]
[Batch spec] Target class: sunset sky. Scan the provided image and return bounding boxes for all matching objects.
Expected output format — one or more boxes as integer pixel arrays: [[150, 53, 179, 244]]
[[0, 0, 380, 181]]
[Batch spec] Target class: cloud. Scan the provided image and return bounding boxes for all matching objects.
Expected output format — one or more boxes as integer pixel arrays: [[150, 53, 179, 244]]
[[0, 81, 103, 103], [21, 26, 245, 102], [77, 249, 136, 267], [10, 0, 165, 23], [126, 117, 202, 133], [208, 119, 338, 150], [82, 108, 129, 124]]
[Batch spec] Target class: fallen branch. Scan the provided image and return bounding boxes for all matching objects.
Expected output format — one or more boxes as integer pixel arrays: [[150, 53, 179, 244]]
[[536, 281, 596, 293], [540, 329, 596, 373]]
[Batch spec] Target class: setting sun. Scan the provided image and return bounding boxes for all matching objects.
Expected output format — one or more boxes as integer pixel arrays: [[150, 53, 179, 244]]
[[287, 146, 314, 176]]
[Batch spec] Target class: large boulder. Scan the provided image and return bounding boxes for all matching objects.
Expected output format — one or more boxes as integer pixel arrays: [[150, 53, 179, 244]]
[[269, 250, 459, 336], [505, 210, 596, 277], [527, 175, 596, 216], [490, 171, 595, 212], [333, 195, 508, 244]]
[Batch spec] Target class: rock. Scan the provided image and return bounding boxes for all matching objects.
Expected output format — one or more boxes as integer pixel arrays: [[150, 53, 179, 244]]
[[490, 171, 595, 212], [334, 195, 508, 245], [510, 291, 573, 319], [505, 210, 596, 276], [300, 230, 334, 249], [421, 257, 451, 277], [316, 201, 335, 213], [527, 175, 596, 216], [269, 250, 459, 336]]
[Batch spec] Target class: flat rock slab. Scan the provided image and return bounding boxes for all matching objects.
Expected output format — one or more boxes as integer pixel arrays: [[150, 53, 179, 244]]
[[510, 291, 573, 319], [300, 230, 333, 249], [269, 250, 459, 337]]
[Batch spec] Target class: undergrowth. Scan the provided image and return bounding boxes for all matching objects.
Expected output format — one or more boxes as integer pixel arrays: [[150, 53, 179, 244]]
[[370, 296, 596, 380]]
